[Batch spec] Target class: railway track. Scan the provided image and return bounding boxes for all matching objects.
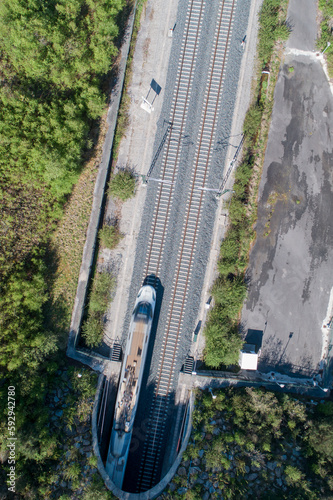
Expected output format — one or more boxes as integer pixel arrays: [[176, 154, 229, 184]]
[[135, 0, 237, 492], [144, 0, 205, 286]]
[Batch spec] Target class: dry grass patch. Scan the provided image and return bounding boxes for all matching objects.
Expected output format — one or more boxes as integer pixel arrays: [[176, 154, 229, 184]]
[[49, 119, 109, 336]]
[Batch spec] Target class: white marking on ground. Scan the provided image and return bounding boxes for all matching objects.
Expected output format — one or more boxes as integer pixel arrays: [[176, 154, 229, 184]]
[[321, 286, 333, 361]]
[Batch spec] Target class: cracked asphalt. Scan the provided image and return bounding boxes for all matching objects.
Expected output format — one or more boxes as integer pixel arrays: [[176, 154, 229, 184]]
[[241, 0, 333, 378]]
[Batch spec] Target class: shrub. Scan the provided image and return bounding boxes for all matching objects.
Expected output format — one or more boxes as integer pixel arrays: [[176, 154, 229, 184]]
[[89, 272, 115, 315], [63, 462, 81, 481], [212, 274, 247, 319], [99, 225, 122, 249], [285, 465, 302, 485], [109, 170, 136, 201], [204, 319, 243, 368], [243, 104, 263, 140], [82, 315, 103, 347]]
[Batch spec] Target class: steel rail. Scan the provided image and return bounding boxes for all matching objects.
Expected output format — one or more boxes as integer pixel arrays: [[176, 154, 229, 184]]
[[143, 0, 205, 288]]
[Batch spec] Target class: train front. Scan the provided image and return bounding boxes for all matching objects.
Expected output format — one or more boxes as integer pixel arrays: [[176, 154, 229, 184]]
[[106, 285, 156, 489]]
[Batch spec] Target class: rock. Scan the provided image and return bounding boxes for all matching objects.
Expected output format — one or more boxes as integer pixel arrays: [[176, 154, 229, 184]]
[[55, 410, 63, 417], [277, 478, 282, 487], [177, 487, 187, 495], [276, 467, 282, 478], [65, 427, 76, 437], [209, 486, 215, 494], [245, 465, 250, 474], [83, 446, 91, 452], [210, 420, 216, 425], [169, 482, 176, 492], [177, 466, 186, 476], [54, 396, 60, 403], [199, 449, 205, 458], [83, 440, 90, 446], [213, 427, 220, 435], [202, 492, 210, 500], [77, 425, 90, 435], [60, 481, 67, 488], [57, 389, 63, 399], [281, 455, 287, 460], [267, 462, 275, 471], [206, 433, 212, 440], [248, 473, 258, 481], [74, 442, 81, 449]]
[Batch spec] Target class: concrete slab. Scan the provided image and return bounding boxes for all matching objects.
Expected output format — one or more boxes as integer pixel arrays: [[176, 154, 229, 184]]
[[241, 0, 333, 378]]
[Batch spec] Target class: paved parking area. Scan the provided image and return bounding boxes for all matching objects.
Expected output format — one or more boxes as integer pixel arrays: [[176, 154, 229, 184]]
[[241, 0, 333, 378]]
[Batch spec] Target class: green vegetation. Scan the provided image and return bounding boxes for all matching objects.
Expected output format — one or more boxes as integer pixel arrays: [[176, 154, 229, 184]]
[[203, 0, 289, 368], [99, 224, 123, 249], [0, 0, 130, 496], [82, 271, 115, 347], [318, 0, 333, 76], [257, 0, 290, 65], [108, 169, 136, 201], [165, 388, 333, 499]]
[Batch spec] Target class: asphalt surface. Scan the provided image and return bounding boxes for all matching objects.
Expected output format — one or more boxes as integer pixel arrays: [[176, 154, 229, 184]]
[[242, 0, 333, 378]]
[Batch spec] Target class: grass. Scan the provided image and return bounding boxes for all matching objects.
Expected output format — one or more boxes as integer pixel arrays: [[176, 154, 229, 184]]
[[49, 118, 109, 340], [82, 271, 115, 347], [108, 169, 136, 201], [318, 0, 333, 77], [99, 225, 123, 249]]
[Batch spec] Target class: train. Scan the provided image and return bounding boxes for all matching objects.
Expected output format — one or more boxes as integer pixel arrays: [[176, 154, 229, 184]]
[[106, 285, 156, 489]]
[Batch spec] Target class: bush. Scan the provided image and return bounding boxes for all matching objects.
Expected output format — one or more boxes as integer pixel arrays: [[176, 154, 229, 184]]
[[243, 104, 263, 140], [109, 170, 136, 201], [82, 315, 103, 347], [89, 272, 114, 315], [99, 225, 122, 249], [285, 465, 302, 485], [204, 319, 243, 368], [82, 271, 115, 347], [212, 275, 247, 319]]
